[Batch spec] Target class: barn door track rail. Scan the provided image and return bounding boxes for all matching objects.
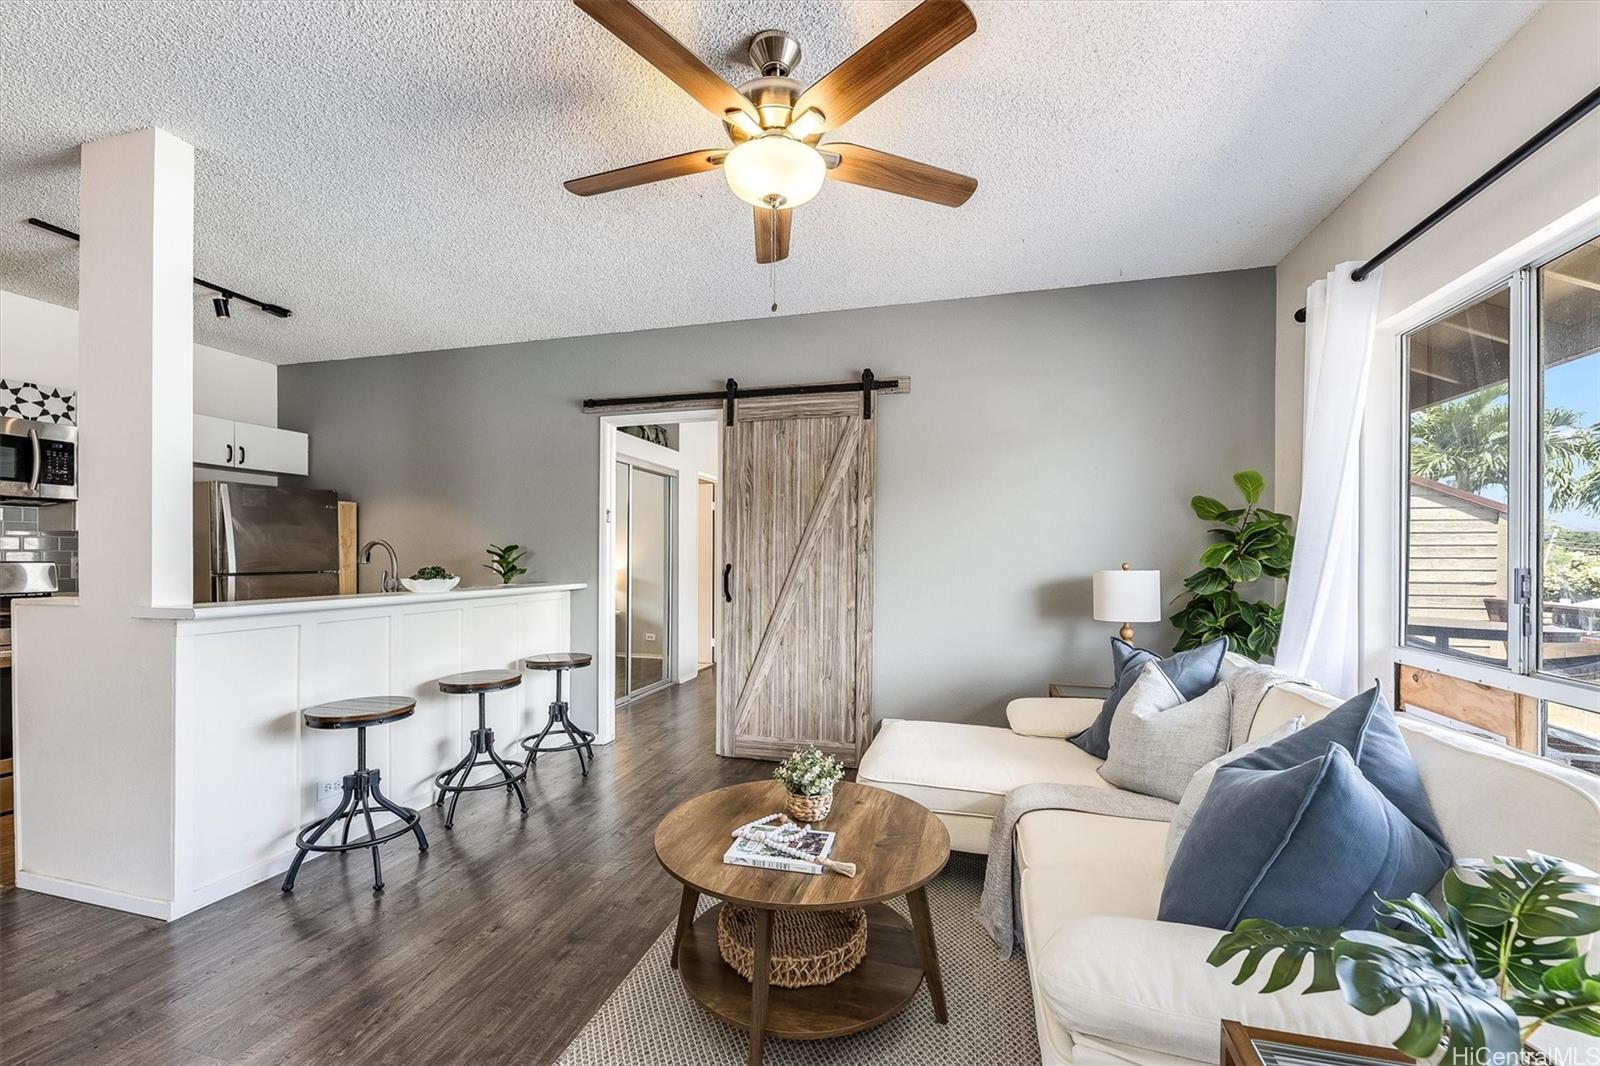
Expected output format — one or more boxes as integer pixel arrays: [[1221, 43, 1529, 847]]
[[582, 369, 908, 423]]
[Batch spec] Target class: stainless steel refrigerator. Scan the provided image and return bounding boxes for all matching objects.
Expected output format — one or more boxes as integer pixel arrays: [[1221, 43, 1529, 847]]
[[194, 482, 340, 602]]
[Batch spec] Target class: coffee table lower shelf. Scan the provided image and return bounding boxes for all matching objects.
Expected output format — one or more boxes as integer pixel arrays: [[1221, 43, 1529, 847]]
[[678, 902, 926, 1042]]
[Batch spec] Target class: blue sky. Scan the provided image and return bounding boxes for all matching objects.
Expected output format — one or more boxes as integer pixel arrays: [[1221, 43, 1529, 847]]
[[1548, 354, 1599, 532]]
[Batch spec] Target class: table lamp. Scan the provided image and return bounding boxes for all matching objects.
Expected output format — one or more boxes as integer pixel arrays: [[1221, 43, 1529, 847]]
[[1093, 563, 1162, 644]]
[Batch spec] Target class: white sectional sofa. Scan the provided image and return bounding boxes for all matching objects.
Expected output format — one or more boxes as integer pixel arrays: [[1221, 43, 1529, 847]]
[[857, 667, 1600, 1064]]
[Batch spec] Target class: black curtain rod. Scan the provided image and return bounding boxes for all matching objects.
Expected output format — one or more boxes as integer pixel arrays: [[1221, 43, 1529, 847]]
[[24, 217, 292, 318], [1293, 83, 1600, 324]]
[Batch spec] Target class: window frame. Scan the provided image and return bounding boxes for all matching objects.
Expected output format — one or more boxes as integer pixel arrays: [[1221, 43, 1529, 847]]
[[1394, 226, 1600, 708]]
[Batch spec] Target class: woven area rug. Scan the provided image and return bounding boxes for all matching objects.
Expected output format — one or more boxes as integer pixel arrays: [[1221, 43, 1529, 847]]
[[556, 854, 1039, 1065]]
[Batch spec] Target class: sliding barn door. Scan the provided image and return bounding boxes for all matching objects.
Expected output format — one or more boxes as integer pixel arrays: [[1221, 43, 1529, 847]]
[[718, 395, 874, 766]]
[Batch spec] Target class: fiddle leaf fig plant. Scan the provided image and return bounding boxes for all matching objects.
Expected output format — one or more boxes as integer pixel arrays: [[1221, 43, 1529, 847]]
[[484, 543, 529, 585], [1170, 469, 1294, 661], [1208, 853, 1600, 1060]]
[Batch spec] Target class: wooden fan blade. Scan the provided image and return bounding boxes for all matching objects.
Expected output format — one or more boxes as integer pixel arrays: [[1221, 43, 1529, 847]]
[[754, 207, 792, 264], [792, 0, 975, 132], [825, 143, 976, 207], [573, 0, 759, 122], [564, 149, 727, 196]]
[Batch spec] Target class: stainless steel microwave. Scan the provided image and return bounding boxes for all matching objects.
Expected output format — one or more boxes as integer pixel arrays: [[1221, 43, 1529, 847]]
[[0, 417, 78, 502]]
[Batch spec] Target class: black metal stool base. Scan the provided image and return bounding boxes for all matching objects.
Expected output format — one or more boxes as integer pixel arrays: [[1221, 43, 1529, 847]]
[[434, 724, 529, 829], [520, 701, 597, 777], [281, 766, 427, 893]]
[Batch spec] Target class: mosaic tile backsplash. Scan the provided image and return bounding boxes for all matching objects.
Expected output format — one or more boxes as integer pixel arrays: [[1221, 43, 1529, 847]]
[[2, 505, 77, 593]]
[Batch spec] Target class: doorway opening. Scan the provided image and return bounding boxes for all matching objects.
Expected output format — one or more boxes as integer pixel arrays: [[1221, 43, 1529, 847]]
[[597, 411, 721, 739]]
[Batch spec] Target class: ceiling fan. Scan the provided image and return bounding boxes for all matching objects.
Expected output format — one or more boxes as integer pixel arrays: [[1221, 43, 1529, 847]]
[[564, 0, 979, 264]]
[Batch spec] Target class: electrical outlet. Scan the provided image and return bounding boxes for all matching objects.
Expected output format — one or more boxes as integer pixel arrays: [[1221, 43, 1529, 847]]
[[644, 632, 657, 642], [321, 781, 341, 795]]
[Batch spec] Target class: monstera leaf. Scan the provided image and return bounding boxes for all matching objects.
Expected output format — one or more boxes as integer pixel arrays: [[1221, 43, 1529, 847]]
[[1509, 956, 1600, 1038], [1209, 919, 1342, 993], [1445, 853, 1600, 996], [1210, 855, 1600, 1059], [1335, 897, 1521, 1060]]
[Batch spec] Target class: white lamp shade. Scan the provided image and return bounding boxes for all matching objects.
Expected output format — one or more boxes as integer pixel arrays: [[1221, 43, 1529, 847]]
[[1093, 568, 1162, 623]]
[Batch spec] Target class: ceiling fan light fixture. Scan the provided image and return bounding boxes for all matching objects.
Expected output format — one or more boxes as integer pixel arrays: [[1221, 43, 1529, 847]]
[[723, 134, 825, 210]]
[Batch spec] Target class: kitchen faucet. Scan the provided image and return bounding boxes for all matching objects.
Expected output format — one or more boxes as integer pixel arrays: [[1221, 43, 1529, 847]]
[[359, 539, 402, 593]]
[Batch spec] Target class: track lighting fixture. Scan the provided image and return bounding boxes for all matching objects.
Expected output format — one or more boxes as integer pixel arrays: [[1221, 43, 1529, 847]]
[[24, 217, 293, 321]]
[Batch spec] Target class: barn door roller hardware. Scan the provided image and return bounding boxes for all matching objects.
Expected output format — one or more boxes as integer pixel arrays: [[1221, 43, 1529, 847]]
[[583, 369, 908, 422], [1293, 84, 1600, 323]]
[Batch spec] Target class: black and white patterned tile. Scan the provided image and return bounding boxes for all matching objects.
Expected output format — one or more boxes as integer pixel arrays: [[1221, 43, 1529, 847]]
[[0, 378, 76, 424]]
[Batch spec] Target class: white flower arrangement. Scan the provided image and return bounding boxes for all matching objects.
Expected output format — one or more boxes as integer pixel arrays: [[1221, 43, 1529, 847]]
[[773, 746, 845, 797]]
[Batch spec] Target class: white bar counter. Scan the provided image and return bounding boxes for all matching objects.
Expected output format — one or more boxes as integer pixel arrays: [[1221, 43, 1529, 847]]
[[15, 583, 584, 919]]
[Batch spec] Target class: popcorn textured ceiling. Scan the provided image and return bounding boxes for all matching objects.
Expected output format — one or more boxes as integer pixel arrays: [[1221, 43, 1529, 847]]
[[0, 0, 1540, 364]]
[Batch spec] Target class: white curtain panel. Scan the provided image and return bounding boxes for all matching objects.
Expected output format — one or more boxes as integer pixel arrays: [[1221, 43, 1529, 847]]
[[1276, 262, 1383, 696]]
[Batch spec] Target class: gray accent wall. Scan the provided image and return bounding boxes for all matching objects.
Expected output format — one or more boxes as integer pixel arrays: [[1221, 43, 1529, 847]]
[[278, 268, 1275, 731]]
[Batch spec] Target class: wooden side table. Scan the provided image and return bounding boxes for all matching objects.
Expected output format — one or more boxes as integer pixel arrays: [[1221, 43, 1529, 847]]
[[655, 780, 951, 1066], [1220, 1021, 1408, 1066]]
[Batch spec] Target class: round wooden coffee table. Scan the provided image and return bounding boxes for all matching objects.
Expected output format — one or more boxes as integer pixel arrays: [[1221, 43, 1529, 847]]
[[654, 780, 951, 1066]]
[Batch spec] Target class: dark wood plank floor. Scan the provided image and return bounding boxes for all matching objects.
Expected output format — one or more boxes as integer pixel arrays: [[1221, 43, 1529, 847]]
[[0, 668, 769, 1065]]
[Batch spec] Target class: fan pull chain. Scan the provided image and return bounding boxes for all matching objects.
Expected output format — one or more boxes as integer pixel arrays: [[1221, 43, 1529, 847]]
[[769, 204, 779, 313]]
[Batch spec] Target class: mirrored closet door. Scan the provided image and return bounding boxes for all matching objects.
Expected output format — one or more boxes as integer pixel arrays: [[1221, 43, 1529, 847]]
[[614, 460, 673, 701]]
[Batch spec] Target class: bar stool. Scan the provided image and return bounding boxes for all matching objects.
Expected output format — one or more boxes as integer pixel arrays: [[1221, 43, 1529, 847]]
[[282, 696, 428, 894], [520, 652, 596, 777], [433, 669, 529, 829]]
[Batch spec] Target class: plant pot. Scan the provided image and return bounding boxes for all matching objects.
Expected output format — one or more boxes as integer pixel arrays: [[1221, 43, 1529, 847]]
[[785, 789, 832, 824]]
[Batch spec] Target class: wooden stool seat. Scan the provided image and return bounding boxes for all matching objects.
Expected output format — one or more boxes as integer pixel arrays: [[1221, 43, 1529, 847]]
[[437, 669, 522, 694], [524, 652, 593, 670], [303, 696, 416, 730]]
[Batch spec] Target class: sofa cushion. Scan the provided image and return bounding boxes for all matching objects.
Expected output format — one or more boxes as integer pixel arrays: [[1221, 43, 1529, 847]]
[[857, 718, 1110, 820], [1159, 743, 1450, 930], [1035, 916, 1401, 1062], [1236, 686, 1449, 860], [1070, 637, 1227, 759], [1018, 814, 1168, 953], [1099, 667, 1232, 802]]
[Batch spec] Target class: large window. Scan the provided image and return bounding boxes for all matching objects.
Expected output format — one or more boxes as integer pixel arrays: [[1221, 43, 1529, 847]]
[[1401, 234, 1600, 755]]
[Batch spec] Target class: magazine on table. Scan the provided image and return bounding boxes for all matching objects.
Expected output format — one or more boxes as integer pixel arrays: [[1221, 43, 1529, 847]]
[[723, 814, 836, 875]]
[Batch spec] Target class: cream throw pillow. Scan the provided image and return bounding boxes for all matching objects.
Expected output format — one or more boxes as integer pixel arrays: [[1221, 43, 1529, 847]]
[[1097, 662, 1232, 803], [1161, 715, 1307, 872]]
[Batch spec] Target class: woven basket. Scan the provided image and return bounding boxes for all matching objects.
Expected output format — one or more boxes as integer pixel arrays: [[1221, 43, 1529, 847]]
[[717, 905, 868, 988], [784, 789, 833, 823]]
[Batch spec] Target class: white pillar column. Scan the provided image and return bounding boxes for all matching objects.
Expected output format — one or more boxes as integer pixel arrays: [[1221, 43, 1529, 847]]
[[77, 127, 194, 608]]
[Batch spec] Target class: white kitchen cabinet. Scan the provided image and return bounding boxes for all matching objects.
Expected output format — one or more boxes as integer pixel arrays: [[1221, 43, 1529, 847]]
[[232, 421, 308, 476], [193, 414, 237, 467], [192, 414, 308, 476]]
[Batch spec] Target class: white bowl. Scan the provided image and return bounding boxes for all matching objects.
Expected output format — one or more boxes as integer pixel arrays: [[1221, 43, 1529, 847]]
[[400, 576, 460, 594]]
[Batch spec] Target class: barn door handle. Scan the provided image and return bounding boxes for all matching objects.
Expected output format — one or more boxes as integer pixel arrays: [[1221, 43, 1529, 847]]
[[723, 563, 732, 603]]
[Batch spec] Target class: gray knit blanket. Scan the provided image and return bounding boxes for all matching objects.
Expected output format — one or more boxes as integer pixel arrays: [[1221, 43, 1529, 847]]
[[975, 662, 1317, 958]]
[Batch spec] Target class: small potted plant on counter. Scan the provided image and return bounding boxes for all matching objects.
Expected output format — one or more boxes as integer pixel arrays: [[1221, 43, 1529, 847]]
[[484, 543, 530, 585], [774, 746, 845, 824], [401, 565, 459, 593]]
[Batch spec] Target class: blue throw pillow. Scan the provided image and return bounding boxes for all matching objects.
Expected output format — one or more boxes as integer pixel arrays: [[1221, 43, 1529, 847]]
[[1230, 685, 1449, 862], [1158, 742, 1450, 930], [1068, 637, 1226, 759]]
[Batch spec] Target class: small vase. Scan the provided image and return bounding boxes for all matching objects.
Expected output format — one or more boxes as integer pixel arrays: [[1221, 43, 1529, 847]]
[[785, 789, 832, 824]]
